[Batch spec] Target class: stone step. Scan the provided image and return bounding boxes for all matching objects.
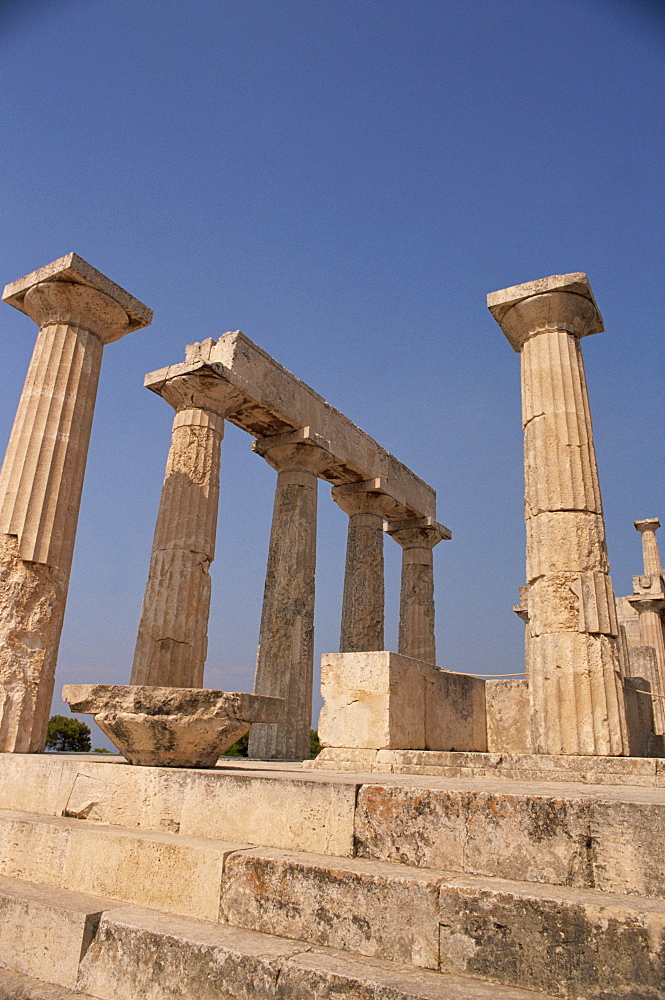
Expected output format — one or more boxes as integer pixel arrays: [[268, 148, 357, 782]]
[[220, 847, 665, 998], [0, 878, 560, 1000], [1, 755, 663, 898], [0, 809, 251, 921], [0, 877, 121, 990]]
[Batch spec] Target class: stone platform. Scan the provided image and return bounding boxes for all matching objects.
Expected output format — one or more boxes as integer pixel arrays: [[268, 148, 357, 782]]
[[0, 753, 663, 999]]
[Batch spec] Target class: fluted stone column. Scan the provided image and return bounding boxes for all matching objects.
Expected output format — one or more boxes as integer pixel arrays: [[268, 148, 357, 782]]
[[0, 254, 151, 752], [627, 519, 665, 734], [386, 516, 450, 664], [488, 273, 628, 756], [332, 481, 400, 653], [131, 375, 244, 688], [249, 429, 331, 760]]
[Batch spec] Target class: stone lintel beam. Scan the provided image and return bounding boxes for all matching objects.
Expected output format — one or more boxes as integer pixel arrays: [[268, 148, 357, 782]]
[[3, 252, 153, 337], [145, 327, 435, 518], [487, 273, 603, 353]]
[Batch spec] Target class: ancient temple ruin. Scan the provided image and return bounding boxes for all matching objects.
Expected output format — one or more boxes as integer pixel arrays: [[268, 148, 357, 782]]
[[0, 256, 663, 1000]]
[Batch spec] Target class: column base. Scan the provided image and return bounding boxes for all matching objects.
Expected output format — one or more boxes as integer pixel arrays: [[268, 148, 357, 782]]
[[62, 685, 284, 768]]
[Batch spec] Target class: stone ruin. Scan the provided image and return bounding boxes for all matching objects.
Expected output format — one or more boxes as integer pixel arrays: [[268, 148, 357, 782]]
[[0, 257, 663, 766], [0, 256, 663, 1000]]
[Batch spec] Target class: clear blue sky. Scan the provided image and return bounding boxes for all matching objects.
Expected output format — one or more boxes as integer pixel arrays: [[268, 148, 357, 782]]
[[1, 0, 663, 748]]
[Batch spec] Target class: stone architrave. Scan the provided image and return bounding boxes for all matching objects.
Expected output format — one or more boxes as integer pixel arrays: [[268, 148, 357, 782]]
[[627, 519, 665, 734], [131, 374, 245, 688], [248, 428, 331, 760], [332, 480, 402, 653], [488, 273, 628, 756], [385, 517, 451, 664], [0, 255, 152, 753]]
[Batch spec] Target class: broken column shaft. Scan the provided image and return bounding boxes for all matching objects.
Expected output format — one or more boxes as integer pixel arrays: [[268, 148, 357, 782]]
[[131, 375, 244, 687], [0, 254, 151, 752], [488, 273, 628, 756], [249, 429, 330, 761]]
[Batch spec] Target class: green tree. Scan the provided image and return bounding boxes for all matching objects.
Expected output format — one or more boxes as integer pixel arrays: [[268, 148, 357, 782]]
[[45, 715, 91, 752]]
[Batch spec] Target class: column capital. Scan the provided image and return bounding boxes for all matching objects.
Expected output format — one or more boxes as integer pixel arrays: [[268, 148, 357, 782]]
[[385, 516, 451, 548], [332, 479, 405, 519], [3, 253, 152, 344], [253, 426, 331, 475], [487, 273, 603, 352], [635, 518, 661, 533], [154, 371, 245, 419]]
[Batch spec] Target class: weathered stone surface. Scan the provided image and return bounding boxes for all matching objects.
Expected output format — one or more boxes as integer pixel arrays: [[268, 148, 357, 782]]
[[0, 756, 357, 856], [148, 330, 436, 518], [0, 876, 119, 989], [249, 431, 330, 761], [0, 536, 67, 753], [0, 966, 96, 1000], [307, 745, 663, 785], [63, 684, 284, 767], [318, 652, 486, 752], [76, 904, 306, 1000], [221, 848, 441, 968], [132, 379, 245, 688], [179, 772, 357, 856], [438, 873, 665, 998], [386, 518, 450, 665], [485, 678, 530, 753], [0, 810, 243, 920], [0, 258, 151, 753], [489, 273, 628, 757], [590, 799, 665, 899], [354, 785, 466, 870], [276, 949, 562, 1000]]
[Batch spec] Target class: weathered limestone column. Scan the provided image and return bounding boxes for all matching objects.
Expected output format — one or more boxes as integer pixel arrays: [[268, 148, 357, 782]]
[[627, 519, 665, 734], [0, 254, 152, 752], [386, 516, 450, 664], [488, 273, 628, 756], [131, 375, 244, 688], [332, 481, 401, 653], [249, 428, 331, 760]]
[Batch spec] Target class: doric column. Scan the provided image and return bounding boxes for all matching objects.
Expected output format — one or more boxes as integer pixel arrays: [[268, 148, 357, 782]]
[[0, 254, 151, 752], [627, 519, 665, 734], [131, 375, 244, 688], [488, 273, 628, 756], [248, 428, 331, 760], [386, 516, 450, 664], [332, 481, 401, 653]]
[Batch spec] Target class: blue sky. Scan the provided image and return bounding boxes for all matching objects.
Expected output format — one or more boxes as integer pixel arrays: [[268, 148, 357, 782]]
[[1, 0, 663, 748]]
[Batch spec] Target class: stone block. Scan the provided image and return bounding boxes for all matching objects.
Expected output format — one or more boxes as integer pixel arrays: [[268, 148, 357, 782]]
[[147, 330, 435, 519], [318, 652, 486, 752], [63, 684, 284, 767], [591, 799, 665, 899], [624, 672, 657, 758], [179, 772, 357, 856], [0, 967, 96, 999], [354, 785, 466, 869], [0, 810, 243, 920], [438, 874, 665, 998], [220, 848, 442, 969], [76, 905, 306, 1000], [0, 877, 119, 989], [485, 678, 531, 753]]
